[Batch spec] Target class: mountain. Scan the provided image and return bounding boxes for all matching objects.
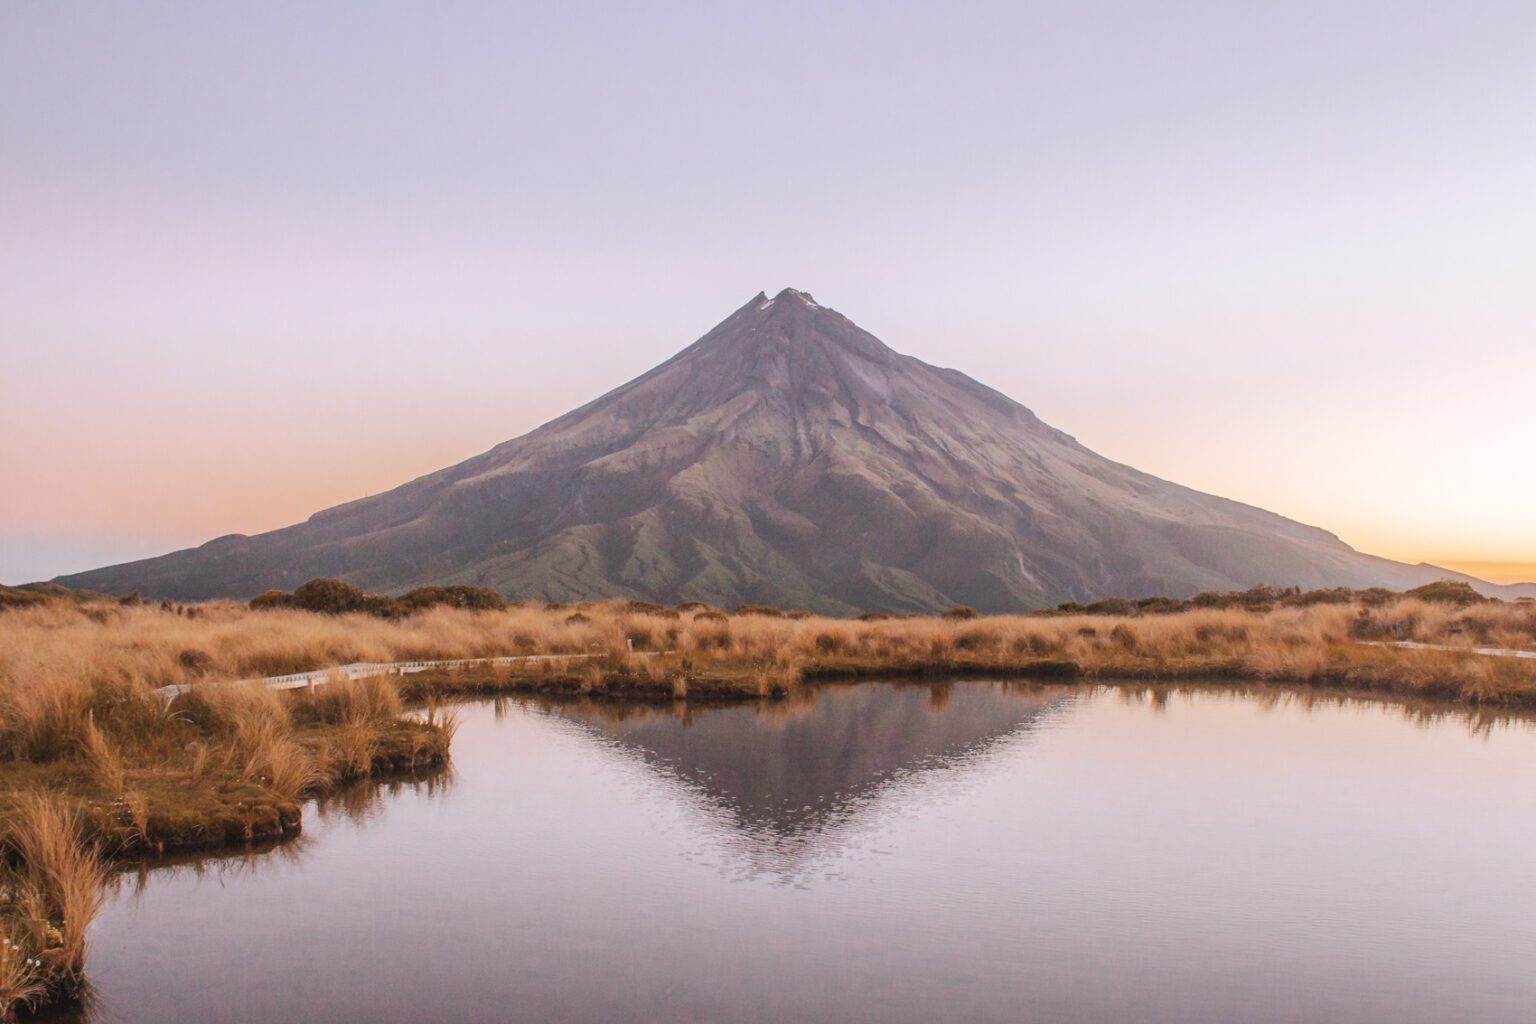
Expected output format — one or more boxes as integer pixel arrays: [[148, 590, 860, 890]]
[[57, 288, 1536, 612]]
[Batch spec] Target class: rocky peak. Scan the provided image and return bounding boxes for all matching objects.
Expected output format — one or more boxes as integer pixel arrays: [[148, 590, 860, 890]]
[[57, 286, 1508, 611]]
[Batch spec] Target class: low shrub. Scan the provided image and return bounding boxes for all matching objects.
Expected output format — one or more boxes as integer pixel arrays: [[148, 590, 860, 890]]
[[1085, 598, 1133, 616], [253, 580, 507, 618], [1136, 597, 1184, 614], [399, 585, 506, 612], [1405, 580, 1483, 605], [291, 579, 370, 615], [622, 600, 667, 615], [248, 589, 294, 611]]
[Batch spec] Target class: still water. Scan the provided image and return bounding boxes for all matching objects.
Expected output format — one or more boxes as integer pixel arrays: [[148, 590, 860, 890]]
[[61, 682, 1536, 1023]]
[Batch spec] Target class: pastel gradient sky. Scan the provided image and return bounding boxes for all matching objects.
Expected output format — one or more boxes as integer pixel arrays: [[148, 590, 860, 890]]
[[3, 2, 1534, 585]]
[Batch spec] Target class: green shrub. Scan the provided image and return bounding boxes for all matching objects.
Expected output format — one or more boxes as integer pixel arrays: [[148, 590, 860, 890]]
[[1135, 597, 1185, 614], [622, 600, 667, 615], [358, 594, 404, 618], [1290, 588, 1354, 607], [291, 578, 369, 614], [399, 585, 505, 612], [1085, 598, 1133, 616], [1405, 580, 1484, 605]]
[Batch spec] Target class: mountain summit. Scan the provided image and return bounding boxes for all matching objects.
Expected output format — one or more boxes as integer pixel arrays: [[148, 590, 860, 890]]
[[58, 290, 1530, 611]]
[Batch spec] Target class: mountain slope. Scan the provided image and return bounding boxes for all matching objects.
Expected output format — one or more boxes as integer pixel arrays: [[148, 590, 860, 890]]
[[57, 289, 1535, 611]]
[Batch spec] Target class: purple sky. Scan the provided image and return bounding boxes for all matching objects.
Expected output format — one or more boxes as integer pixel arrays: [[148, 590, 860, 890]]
[[4, 1, 1535, 584]]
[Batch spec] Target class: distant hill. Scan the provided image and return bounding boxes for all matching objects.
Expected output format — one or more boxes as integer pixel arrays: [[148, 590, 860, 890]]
[[0, 581, 114, 609], [57, 289, 1536, 612]]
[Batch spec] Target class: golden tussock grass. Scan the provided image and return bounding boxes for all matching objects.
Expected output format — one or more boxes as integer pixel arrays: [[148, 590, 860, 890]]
[[0, 792, 107, 1019], [6, 596, 1533, 725], [0, 609, 462, 1016], [2, 591, 1532, 1014]]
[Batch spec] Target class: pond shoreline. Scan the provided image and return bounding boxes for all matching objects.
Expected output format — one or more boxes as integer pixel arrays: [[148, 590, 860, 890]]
[[29, 681, 1536, 1024], [7, 588, 1536, 1019]]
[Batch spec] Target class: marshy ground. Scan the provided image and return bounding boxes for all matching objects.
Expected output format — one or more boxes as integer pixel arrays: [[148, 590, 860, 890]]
[[2, 585, 1534, 1017]]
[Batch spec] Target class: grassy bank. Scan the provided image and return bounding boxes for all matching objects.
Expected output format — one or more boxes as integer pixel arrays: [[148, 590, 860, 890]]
[[0, 626, 455, 1019], [1, 794, 105, 1017], [6, 589, 1536, 712], [3, 589, 1534, 1016]]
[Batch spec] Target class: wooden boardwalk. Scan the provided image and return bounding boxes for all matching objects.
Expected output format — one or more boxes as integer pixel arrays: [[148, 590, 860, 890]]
[[152, 640, 1531, 703], [153, 651, 609, 701], [1361, 640, 1536, 660]]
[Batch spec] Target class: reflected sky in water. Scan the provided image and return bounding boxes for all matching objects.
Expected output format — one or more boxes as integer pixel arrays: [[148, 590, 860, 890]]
[[47, 682, 1536, 1024]]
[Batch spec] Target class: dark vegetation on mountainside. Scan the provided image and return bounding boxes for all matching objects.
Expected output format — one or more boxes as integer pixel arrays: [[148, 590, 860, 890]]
[[240, 577, 1496, 621]]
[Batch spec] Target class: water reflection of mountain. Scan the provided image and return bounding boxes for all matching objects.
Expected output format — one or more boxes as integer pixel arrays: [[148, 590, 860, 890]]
[[542, 681, 1073, 878]]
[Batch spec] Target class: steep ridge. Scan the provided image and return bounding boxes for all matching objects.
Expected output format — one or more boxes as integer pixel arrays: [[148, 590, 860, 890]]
[[58, 289, 1535, 611]]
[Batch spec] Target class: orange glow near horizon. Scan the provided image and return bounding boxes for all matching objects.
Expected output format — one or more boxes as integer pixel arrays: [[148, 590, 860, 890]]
[[3, 384, 1532, 586], [3, 4, 1533, 584], [1428, 561, 1536, 586]]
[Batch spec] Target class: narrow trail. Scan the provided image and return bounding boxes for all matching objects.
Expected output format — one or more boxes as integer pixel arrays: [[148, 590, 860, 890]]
[[153, 651, 616, 701], [1360, 640, 1536, 660], [152, 640, 1533, 703]]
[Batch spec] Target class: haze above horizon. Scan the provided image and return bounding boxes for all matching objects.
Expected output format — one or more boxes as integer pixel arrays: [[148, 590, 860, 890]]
[[3, 2, 1533, 584]]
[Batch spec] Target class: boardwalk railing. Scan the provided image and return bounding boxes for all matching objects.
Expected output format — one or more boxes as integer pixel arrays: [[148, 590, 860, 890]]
[[1359, 640, 1536, 660]]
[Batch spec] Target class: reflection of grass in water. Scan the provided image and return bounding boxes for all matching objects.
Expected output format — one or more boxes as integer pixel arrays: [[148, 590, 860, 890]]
[[1104, 681, 1536, 739], [312, 764, 458, 828], [113, 835, 312, 913], [106, 762, 455, 902]]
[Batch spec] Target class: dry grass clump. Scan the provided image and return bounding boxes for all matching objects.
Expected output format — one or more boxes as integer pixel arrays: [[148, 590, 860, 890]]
[[1, 643, 451, 858], [0, 793, 107, 1019], [77, 717, 126, 795], [294, 676, 416, 780], [1348, 597, 1536, 650]]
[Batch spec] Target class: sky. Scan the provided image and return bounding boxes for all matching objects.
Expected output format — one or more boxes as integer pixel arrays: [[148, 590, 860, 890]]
[[3, 1, 1534, 585]]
